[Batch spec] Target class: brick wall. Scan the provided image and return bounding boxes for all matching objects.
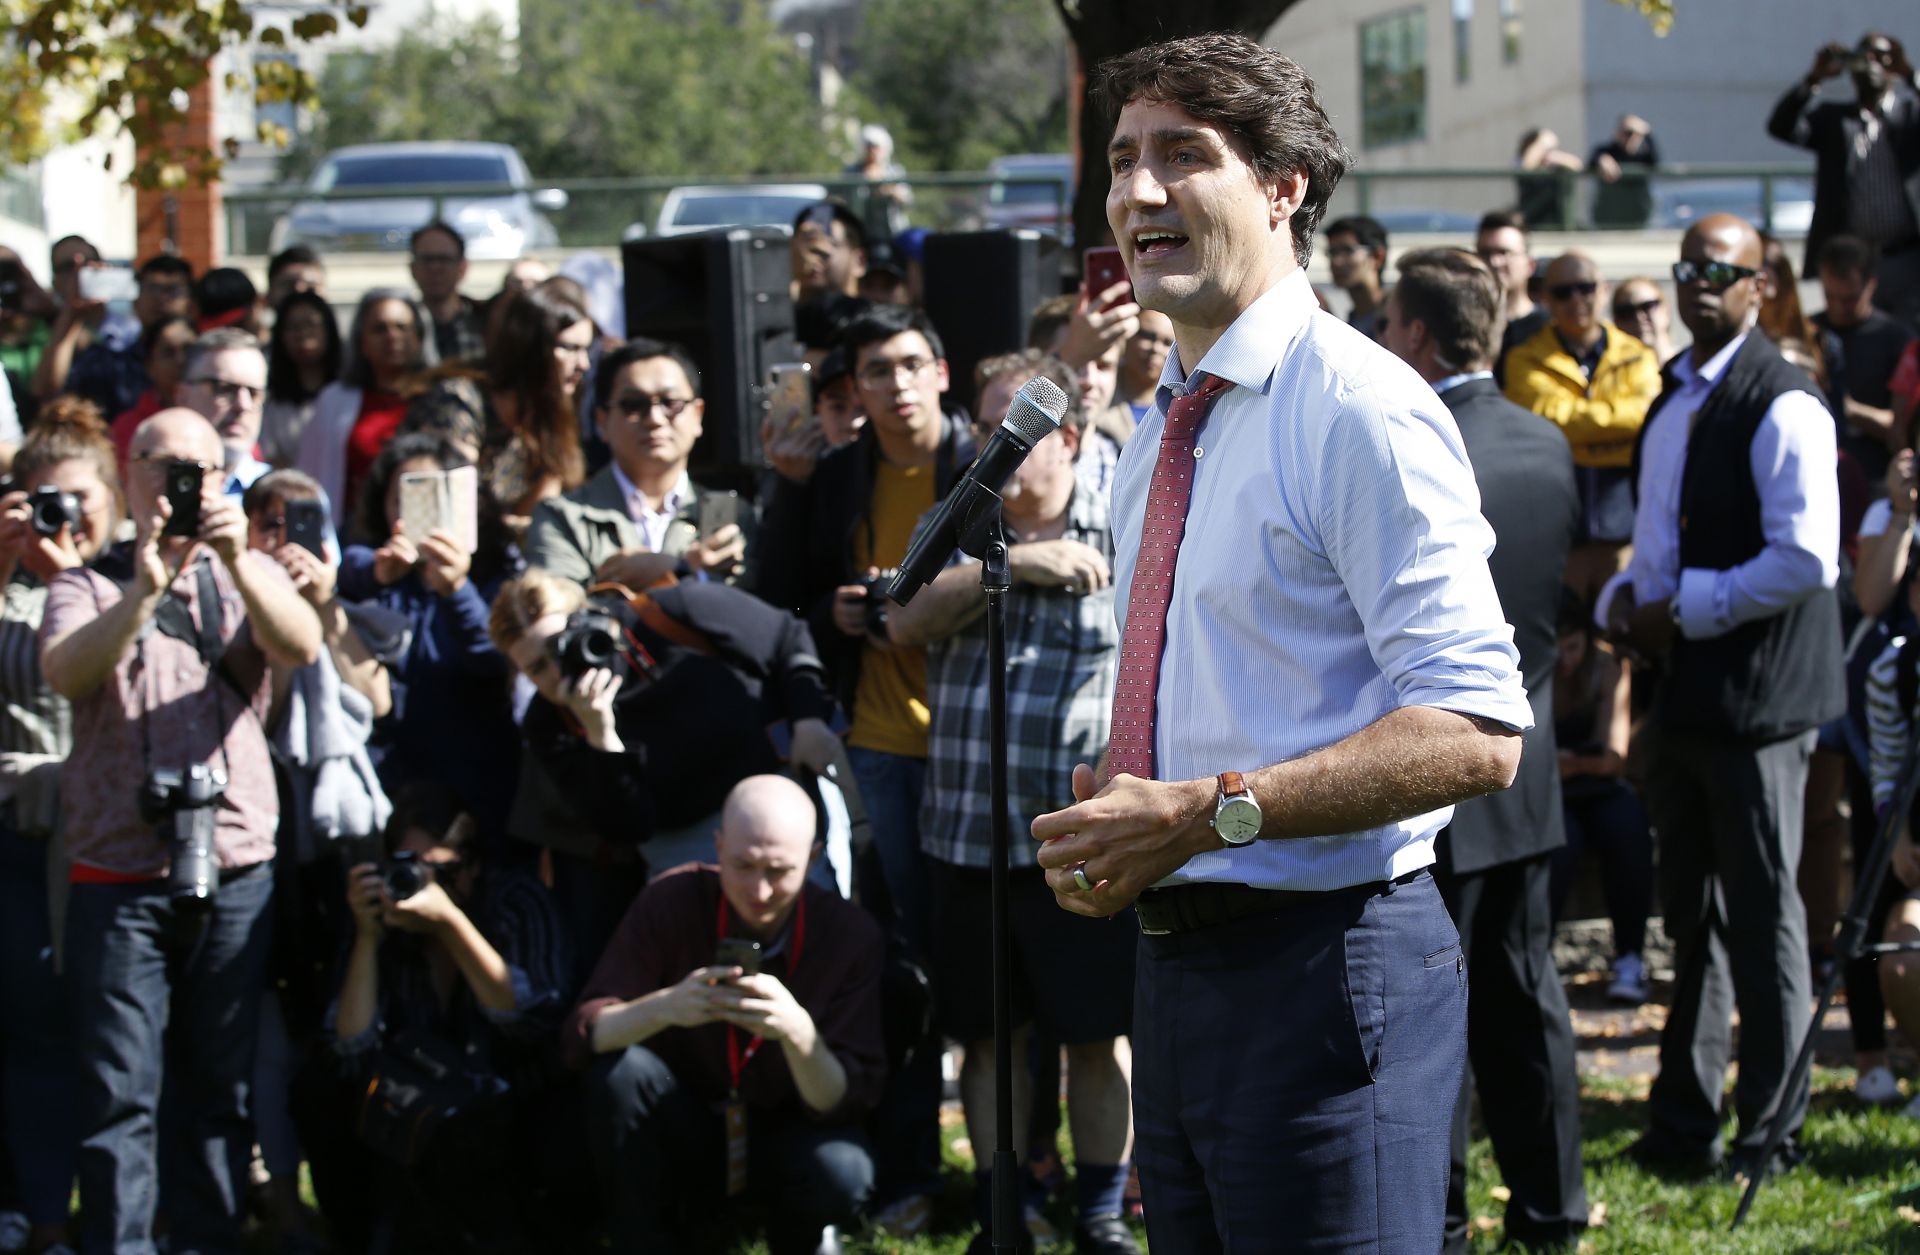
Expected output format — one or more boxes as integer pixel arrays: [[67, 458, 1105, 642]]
[[133, 71, 224, 270]]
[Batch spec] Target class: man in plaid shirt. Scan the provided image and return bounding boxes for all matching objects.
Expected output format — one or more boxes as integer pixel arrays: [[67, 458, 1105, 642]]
[[889, 350, 1140, 1255]]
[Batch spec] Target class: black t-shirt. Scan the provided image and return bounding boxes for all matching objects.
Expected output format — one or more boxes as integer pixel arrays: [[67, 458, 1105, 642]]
[[1814, 309, 1916, 487]]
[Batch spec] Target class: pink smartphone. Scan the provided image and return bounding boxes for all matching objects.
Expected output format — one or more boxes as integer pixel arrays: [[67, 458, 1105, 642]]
[[1084, 245, 1133, 312]]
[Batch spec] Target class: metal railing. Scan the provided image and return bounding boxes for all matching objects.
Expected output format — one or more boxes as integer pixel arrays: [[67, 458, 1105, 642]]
[[219, 162, 1815, 258]]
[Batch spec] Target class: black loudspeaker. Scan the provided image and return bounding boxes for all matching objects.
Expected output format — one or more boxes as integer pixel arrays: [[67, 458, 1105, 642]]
[[621, 228, 797, 487], [920, 229, 1064, 415]]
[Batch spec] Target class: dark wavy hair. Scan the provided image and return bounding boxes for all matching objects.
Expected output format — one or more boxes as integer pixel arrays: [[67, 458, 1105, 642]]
[[267, 290, 344, 404], [486, 287, 588, 492], [1092, 33, 1351, 267]]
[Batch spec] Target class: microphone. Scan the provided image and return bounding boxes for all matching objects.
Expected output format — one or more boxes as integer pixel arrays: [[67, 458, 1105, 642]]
[[886, 374, 1071, 605]]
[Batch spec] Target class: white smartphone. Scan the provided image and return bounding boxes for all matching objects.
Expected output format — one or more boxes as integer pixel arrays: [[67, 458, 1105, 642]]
[[398, 465, 479, 553], [79, 266, 139, 304]]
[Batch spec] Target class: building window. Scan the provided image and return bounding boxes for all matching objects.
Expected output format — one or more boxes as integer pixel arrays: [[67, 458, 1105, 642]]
[[1453, 0, 1472, 83], [1500, 0, 1521, 63], [1359, 8, 1427, 148]]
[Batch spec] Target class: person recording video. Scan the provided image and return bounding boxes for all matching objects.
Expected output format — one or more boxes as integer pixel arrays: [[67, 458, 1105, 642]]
[[316, 782, 571, 1253], [37, 407, 321, 1254], [489, 568, 843, 971]]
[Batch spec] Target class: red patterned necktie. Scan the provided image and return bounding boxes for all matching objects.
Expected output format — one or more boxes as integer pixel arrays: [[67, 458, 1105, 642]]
[[1107, 372, 1232, 781]]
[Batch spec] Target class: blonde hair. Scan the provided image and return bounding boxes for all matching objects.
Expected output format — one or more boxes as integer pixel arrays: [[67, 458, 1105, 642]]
[[487, 568, 586, 656]]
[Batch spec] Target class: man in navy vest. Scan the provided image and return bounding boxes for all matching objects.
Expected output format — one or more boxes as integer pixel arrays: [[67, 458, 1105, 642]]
[[1604, 213, 1844, 1178]]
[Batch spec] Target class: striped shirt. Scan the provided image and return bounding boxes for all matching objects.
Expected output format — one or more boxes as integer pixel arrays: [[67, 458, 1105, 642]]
[[0, 575, 70, 757], [919, 484, 1118, 869], [1868, 634, 1914, 812]]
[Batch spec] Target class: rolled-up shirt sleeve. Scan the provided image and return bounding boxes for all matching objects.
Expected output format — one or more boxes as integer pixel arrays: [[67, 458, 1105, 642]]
[[1673, 389, 1839, 640], [1317, 385, 1533, 732]]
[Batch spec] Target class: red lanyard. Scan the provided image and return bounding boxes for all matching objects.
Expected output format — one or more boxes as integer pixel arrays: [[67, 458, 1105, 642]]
[[716, 890, 806, 1095]]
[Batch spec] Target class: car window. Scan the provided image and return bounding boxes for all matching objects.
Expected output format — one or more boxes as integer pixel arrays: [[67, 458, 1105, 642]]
[[672, 195, 813, 227], [990, 165, 1071, 206], [315, 154, 514, 191]]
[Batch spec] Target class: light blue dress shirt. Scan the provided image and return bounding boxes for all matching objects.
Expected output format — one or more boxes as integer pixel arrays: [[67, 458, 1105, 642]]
[[1602, 329, 1838, 639], [1112, 271, 1532, 892]]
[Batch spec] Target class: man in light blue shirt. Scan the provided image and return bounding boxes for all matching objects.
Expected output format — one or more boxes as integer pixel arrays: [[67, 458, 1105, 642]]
[[1031, 33, 1530, 1255]]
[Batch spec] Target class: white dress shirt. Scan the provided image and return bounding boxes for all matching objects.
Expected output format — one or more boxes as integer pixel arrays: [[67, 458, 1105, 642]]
[[610, 463, 690, 552], [1603, 330, 1838, 639], [1113, 270, 1531, 892]]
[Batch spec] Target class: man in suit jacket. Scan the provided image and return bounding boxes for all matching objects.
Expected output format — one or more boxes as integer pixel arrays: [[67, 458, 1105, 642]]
[[1768, 33, 1920, 327], [525, 337, 751, 589], [1385, 248, 1587, 1253]]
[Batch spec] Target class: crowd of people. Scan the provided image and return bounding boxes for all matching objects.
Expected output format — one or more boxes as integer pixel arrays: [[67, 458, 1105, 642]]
[[0, 25, 1913, 1255]]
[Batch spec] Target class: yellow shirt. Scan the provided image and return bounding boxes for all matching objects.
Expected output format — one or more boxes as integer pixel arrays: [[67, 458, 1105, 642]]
[[848, 460, 935, 757]]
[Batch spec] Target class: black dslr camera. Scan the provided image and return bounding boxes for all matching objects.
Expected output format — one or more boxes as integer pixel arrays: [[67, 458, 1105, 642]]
[[28, 486, 81, 538], [139, 764, 226, 909], [384, 850, 430, 900], [547, 608, 629, 682]]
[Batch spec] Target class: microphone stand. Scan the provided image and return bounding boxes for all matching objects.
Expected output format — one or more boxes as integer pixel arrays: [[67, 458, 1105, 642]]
[[935, 477, 1020, 1253]]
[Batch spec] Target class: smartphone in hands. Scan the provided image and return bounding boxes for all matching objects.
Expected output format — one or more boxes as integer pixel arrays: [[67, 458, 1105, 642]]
[[285, 498, 327, 559], [162, 460, 205, 538], [713, 937, 763, 979], [1084, 245, 1133, 312]]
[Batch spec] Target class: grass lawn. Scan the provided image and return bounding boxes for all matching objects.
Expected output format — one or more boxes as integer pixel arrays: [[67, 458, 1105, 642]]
[[715, 1067, 1920, 1254]]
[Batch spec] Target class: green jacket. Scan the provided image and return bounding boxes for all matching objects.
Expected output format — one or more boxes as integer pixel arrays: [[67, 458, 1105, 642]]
[[524, 464, 750, 587]]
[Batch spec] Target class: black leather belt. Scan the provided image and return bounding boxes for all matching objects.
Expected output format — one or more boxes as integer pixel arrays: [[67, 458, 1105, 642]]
[[1134, 869, 1427, 936]]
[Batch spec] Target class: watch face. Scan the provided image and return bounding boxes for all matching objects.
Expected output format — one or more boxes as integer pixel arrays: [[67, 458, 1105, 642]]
[[1215, 797, 1262, 844]]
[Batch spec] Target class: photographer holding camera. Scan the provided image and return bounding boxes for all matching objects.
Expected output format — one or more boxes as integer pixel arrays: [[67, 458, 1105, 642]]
[[38, 407, 321, 1254], [566, 775, 883, 1255], [317, 782, 570, 1253], [489, 568, 842, 971]]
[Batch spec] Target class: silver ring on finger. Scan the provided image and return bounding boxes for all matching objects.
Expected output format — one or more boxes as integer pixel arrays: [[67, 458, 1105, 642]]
[[1071, 864, 1095, 894]]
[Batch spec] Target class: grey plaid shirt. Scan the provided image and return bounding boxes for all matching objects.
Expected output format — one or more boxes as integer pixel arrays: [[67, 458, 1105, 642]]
[[919, 484, 1118, 869]]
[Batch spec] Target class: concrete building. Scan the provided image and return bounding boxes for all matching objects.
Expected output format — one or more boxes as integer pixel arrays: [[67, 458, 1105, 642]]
[[1268, 0, 1913, 225]]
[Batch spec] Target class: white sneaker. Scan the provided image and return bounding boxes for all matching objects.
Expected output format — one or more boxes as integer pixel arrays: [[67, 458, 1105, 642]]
[[1608, 952, 1650, 1004], [1902, 1091, 1920, 1120], [1857, 1064, 1902, 1106]]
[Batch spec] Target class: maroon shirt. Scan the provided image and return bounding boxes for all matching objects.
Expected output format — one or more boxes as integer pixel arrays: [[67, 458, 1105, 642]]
[[563, 866, 887, 1124], [42, 551, 288, 875]]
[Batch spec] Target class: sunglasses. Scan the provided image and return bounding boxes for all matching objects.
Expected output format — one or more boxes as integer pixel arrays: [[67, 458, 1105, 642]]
[[1617, 298, 1663, 318], [1547, 281, 1598, 301], [612, 393, 694, 421], [1671, 260, 1758, 289]]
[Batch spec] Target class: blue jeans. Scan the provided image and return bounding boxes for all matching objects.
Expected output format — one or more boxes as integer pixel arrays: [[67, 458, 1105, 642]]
[[0, 822, 78, 1226], [67, 863, 274, 1255], [844, 746, 941, 1203]]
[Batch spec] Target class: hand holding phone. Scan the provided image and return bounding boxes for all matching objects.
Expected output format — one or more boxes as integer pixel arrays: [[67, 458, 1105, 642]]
[[1084, 246, 1134, 313], [285, 498, 327, 559], [78, 265, 140, 305], [713, 937, 763, 978], [161, 460, 206, 538]]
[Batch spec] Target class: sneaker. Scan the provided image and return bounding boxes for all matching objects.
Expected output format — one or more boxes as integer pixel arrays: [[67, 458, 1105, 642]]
[[0, 1213, 26, 1254], [1608, 952, 1650, 1004], [1901, 1091, 1920, 1120], [1075, 1213, 1143, 1254], [870, 1193, 934, 1239], [1857, 1064, 1902, 1106]]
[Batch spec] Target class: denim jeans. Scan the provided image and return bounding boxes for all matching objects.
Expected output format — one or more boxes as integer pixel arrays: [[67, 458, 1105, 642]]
[[844, 746, 941, 1203], [0, 822, 78, 1226], [66, 862, 274, 1255]]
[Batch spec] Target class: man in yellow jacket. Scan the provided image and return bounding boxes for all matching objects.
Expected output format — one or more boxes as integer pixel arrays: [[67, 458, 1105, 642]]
[[1504, 251, 1662, 599]]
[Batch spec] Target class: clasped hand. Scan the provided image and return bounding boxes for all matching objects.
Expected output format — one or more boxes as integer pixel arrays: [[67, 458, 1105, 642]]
[[1030, 763, 1217, 917]]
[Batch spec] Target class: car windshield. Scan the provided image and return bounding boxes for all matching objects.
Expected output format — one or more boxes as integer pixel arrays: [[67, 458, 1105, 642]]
[[991, 171, 1070, 206], [672, 195, 813, 227], [315, 154, 513, 192]]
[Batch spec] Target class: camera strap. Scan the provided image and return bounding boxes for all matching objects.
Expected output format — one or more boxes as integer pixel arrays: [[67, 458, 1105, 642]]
[[715, 888, 806, 1199], [136, 557, 234, 784]]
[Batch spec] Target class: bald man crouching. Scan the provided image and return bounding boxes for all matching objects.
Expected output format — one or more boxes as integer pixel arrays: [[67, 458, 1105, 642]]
[[42, 407, 321, 1254], [564, 776, 884, 1254]]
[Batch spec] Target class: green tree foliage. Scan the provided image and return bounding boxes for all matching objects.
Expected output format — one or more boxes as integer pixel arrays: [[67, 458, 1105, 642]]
[[851, 0, 1070, 173], [287, 0, 835, 183], [1, 0, 366, 187]]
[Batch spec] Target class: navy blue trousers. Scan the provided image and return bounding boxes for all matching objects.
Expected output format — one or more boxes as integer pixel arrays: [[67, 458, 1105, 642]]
[[1132, 871, 1466, 1254]]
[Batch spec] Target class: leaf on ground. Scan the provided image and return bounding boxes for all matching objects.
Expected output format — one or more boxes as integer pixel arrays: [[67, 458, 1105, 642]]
[[1833, 1217, 1852, 1229], [1490, 1185, 1512, 1202], [1472, 1215, 1498, 1232], [1588, 1201, 1608, 1228], [1897, 1203, 1920, 1225]]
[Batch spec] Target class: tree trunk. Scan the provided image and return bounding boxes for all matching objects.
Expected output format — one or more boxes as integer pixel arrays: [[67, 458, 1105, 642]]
[[1054, 0, 1306, 261]]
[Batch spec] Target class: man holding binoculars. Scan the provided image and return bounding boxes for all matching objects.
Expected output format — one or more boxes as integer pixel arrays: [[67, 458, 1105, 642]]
[[39, 407, 320, 1255]]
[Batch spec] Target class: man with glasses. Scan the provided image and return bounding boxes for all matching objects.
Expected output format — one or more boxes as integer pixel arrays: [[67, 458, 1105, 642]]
[[1323, 214, 1390, 339], [177, 328, 272, 496], [527, 337, 750, 589], [1770, 32, 1920, 328], [52, 254, 193, 417], [1503, 251, 1660, 600], [1477, 210, 1545, 384], [409, 221, 485, 363], [41, 407, 321, 1255], [757, 302, 978, 1236], [1602, 214, 1843, 1180]]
